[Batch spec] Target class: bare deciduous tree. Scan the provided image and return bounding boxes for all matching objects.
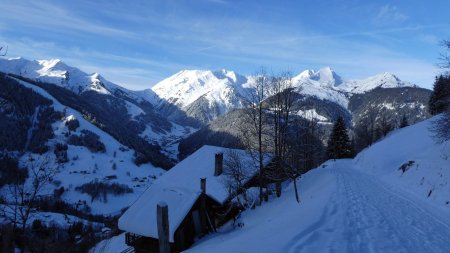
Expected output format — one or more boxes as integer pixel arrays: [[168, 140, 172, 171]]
[[1, 154, 57, 237], [439, 40, 450, 70], [241, 68, 271, 205], [222, 150, 256, 209], [266, 71, 295, 197], [285, 115, 324, 203]]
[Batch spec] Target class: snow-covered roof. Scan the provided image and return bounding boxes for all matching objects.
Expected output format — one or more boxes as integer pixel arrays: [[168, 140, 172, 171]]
[[118, 145, 262, 242]]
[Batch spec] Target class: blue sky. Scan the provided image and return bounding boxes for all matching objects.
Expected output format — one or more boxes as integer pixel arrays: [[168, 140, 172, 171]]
[[1, 0, 449, 89]]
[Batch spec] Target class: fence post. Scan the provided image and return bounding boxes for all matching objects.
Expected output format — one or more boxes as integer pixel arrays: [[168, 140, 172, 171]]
[[157, 202, 170, 253]]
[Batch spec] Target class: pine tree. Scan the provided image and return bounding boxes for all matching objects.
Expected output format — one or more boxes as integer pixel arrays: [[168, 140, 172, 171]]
[[326, 116, 353, 159], [429, 75, 450, 115]]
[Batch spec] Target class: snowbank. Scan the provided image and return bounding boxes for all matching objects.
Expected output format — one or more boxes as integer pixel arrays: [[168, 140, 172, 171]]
[[354, 116, 450, 207]]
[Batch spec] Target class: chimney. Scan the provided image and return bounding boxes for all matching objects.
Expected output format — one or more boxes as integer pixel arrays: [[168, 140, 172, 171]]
[[200, 178, 206, 194], [214, 153, 223, 176]]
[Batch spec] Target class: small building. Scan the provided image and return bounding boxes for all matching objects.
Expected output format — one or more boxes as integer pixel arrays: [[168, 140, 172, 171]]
[[118, 145, 262, 253]]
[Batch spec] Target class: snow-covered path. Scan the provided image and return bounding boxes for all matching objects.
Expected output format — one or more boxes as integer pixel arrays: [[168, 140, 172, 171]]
[[188, 160, 450, 253], [288, 163, 450, 253]]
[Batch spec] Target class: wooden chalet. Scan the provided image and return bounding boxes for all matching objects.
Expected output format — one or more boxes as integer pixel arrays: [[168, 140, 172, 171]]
[[118, 145, 262, 253]]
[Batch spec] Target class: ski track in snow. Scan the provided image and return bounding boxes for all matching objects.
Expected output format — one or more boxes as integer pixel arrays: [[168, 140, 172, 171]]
[[286, 165, 450, 253]]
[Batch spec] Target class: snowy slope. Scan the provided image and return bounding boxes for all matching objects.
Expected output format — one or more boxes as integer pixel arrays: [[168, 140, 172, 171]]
[[0, 57, 147, 101], [152, 69, 248, 108], [1, 76, 165, 215], [150, 69, 250, 124], [292, 67, 349, 108], [0, 57, 107, 94], [187, 163, 450, 252], [0, 57, 417, 125], [151, 66, 416, 123], [340, 72, 415, 94], [95, 159, 450, 252], [90, 233, 130, 253], [0, 57, 195, 160], [291, 67, 415, 109], [184, 117, 450, 252], [354, 116, 450, 206]]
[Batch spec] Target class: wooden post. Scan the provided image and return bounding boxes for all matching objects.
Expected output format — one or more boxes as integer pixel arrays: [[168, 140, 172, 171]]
[[200, 178, 206, 194], [199, 178, 207, 233], [214, 153, 223, 176], [157, 202, 170, 253]]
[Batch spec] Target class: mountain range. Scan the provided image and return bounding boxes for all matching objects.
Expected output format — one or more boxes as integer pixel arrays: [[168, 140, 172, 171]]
[[0, 57, 431, 214], [0, 57, 419, 125]]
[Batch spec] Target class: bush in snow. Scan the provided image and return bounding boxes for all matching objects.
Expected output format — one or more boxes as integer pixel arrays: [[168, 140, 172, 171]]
[[67, 129, 105, 153], [65, 117, 80, 132], [398, 160, 415, 174], [54, 142, 69, 163], [67, 134, 82, 145], [80, 130, 105, 152], [75, 180, 133, 203], [0, 154, 28, 187]]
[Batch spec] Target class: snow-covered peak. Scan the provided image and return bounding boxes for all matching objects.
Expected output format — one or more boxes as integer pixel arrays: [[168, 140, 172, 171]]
[[296, 69, 315, 80], [37, 58, 63, 70], [292, 67, 348, 108], [339, 72, 415, 94], [295, 67, 343, 86], [212, 69, 244, 83], [151, 69, 248, 108], [314, 67, 343, 86], [0, 57, 117, 95]]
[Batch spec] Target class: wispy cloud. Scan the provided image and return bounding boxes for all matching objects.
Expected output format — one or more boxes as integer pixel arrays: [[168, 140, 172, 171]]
[[0, 0, 446, 89], [419, 34, 440, 45], [0, 35, 193, 88], [373, 4, 408, 27], [0, 0, 136, 39]]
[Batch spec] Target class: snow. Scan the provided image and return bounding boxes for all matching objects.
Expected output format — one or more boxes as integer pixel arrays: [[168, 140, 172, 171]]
[[186, 164, 339, 253], [296, 67, 343, 86], [380, 102, 396, 110], [90, 233, 130, 253], [183, 117, 450, 252], [291, 70, 415, 109], [339, 72, 415, 94], [124, 100, 144, 118], [186, 160, 450, 253], [152, 69, 247, 108], [0, 57, 142, 99], [118, 145, 262, 242], [354, 116, 450, 207], [150, 69, 250, 121], [297, 109, 329, 122], [4, 76, 165, 215], [292, 68, 348, 108], [139, 122, 197, 160], [0, 57, 419, 121], [119, 184, 200, 242]]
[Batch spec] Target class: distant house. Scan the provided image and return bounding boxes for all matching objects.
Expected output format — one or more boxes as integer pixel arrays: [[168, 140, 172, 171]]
[[118, 145, 263, 253]]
